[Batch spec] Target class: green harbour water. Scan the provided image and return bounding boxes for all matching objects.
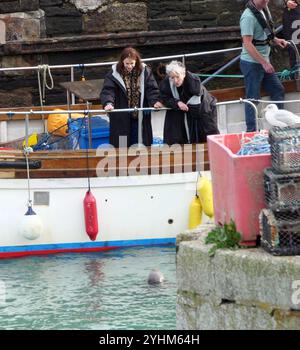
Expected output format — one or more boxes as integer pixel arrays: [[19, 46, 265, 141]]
[[0, 246, 176, 330]]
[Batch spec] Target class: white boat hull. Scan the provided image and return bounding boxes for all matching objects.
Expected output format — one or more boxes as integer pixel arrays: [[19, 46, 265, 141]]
[[0, 172, 197, 258]]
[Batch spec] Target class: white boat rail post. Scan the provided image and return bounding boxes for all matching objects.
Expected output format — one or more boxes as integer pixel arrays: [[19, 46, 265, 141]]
[[241, 99, 259, 131], [25, 112, 29, 148], [215, 99, 258, 132], [137, 106, 143, 146], [70, 66, 75, 105]]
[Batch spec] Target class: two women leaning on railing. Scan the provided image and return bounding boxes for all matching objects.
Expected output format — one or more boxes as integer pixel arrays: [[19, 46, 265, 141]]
[[100, 47, 219, 148]]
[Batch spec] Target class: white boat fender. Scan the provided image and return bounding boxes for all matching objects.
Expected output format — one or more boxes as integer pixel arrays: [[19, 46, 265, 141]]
[[19, 206, 43, 240]]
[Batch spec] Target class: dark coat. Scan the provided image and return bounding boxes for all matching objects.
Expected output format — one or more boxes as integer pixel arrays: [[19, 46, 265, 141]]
[[159, 71, 219, 145], [282, 4, 300, 68], [100, 64, 160, 148]]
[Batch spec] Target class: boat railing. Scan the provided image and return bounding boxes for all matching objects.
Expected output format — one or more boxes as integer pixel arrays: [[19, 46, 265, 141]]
[[1, 99, 260, 146], [0, 47, 243, 73], [0, 46, 245, 106], [0, 100, 258, 116]]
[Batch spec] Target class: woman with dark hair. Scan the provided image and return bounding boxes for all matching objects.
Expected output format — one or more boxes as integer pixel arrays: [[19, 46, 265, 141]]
[[100, 47, 163, 148], [159, 60, 219, 145]]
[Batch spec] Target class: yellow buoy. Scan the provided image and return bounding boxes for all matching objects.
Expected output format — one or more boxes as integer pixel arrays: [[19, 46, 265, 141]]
[[22, 133, 38, 148], [188, 195, 202, 229], [47, 109, 84, 137], [197, 176, 214, 218]]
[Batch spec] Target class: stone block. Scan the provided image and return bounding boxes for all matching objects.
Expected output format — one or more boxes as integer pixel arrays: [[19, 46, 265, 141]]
[[149, 18, 182, 31], [149, 0, 190, 18], [97, 3, 148, 33], [0, 10, 46, 41], [0, 0, 39, 14], [44, 6, 82, 36], [70, 0, 107, 13], [0, 88, 32, 107], [40, 0, 63, 7], [177, 231, 300, 312], [82, 13, 105, 34], [177, 291, 300, 330]]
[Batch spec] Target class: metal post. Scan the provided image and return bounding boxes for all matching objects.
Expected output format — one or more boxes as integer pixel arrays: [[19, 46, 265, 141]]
[[25, 113, 29, 148], [137, 109, 143, 146], [71, 66, 75, 105]]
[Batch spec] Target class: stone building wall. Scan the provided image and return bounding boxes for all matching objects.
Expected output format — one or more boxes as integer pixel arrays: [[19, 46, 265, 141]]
[[0, 0, 285, 41], [0, 0, 288, 107], [177, 226, 300, 330]]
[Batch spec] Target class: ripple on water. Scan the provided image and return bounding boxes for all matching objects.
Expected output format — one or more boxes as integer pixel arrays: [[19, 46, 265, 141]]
[[0, 245, 176, 330]]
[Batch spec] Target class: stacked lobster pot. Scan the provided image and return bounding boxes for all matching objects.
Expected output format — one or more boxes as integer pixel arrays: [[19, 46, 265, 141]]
[[260, 126, 300, 256]]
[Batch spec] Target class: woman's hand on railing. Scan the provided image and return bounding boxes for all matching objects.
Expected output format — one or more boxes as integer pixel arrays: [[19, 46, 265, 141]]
[[104, 103, 114, 111], [153, 101, 164, 109], [177, 101, 189, 111]]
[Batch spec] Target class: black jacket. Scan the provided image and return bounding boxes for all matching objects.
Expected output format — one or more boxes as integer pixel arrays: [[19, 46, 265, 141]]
[[282, 3, 300, 68], [160, 71, 219, 144], [100, 64, 160, 147]]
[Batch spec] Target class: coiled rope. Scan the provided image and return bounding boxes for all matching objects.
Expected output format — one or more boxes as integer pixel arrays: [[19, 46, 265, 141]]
[[37, 65, 54, 133], [237, 132, 270, 155]]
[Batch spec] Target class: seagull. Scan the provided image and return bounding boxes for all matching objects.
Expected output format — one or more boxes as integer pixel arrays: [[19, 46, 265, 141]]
[[263, 104, 300, 128]]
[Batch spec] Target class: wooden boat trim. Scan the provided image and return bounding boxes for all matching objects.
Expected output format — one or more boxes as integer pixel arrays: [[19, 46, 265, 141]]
[[0, 144, 209, 179], [210, 80, 297, 102]]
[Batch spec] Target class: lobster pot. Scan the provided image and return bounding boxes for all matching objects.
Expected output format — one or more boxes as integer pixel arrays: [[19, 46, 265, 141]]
[[259, 209, 300, 256], [268, 126, 300, 174], [264, 168, 300, 210]]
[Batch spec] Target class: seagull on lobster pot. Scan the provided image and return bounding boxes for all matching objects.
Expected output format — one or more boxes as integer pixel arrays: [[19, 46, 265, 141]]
[[263, 104, 300, 128]]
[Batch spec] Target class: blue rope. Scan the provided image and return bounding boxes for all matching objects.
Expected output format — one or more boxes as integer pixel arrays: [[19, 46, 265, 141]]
[[236, 134, 270, 155]]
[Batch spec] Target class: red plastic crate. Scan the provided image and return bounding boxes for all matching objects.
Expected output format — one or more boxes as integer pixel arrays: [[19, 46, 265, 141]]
[[207, 132, 271, 245]]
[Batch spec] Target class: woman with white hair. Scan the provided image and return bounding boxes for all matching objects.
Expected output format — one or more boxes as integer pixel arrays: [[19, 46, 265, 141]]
[[159, 60, 219, 145]]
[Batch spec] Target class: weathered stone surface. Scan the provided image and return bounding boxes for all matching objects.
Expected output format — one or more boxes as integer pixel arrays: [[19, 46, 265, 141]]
[[177, 291, 300, 330], [0, 0, 39, 14], [0, 88, 32, 107], [176, 224, 215, 246], [98, 3, 147, 33], [0, 21, 5, 44], [149, 1, 191, 18], [177, 233, 300, 311], [43, 6, 82, 17], [40, 0, 63, 7], [149, 18, 182, 31], [44, 6, 82, 36], [82, 12, 105, 33], [70, 0, 108, 13], [177, 227, 300, 329], [0, 10, 46, 41]]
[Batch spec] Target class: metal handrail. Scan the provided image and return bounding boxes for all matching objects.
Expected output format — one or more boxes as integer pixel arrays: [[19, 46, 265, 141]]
[[0, 100, 259, 147], [0, 100, 258, 116], [0, 47, 242, 73]]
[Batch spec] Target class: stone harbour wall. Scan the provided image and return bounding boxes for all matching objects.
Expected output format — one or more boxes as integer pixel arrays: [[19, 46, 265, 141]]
[[0, 0, 284, 42], [0, 0, 289, 107], [176, 226, 300, 330]]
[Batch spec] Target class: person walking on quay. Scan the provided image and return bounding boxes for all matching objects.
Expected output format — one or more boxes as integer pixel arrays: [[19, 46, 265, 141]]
[[240, 0, 288, 132], [100, 47, 163, 148], [159, 60, 219, 145]]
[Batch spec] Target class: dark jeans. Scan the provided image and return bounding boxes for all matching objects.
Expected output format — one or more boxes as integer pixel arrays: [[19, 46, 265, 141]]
[[240, 59, 285, 131]]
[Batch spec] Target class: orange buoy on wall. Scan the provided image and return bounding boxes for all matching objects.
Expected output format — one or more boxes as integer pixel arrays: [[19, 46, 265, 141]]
[[84, 190, 99, 241]]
